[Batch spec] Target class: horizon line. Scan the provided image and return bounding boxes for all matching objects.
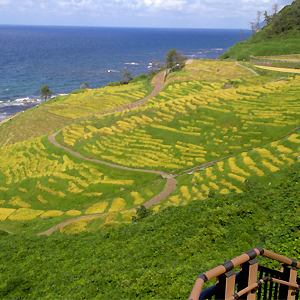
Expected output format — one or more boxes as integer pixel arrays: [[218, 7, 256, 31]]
[[0, 24, 251, 31]]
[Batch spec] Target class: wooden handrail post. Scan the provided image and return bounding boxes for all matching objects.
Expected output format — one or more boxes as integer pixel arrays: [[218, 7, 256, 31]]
[[215, 270, 236, 299], [279, 265, 298, 300], [238, 259, 259, 300]]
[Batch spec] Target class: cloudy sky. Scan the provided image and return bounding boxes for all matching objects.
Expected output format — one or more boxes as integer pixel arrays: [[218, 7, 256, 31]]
[[0, 0, 293, 29]]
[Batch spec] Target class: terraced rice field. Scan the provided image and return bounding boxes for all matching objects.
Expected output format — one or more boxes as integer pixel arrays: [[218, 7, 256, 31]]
[[0, 136, 163, 233], [0, 81, 150, 147], [46, 83, 149, 119], [154, 132, 300, 211], [1, 60, 300, 234], [61, 76, 300, 173]]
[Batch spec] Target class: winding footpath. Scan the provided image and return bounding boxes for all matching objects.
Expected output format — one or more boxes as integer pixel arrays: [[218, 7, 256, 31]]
[[40, 71, 177, 235], [236, 62, 259, 76]]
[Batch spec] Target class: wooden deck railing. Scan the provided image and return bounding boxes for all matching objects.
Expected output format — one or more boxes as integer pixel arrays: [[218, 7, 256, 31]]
[[189, 247, 300, 300]]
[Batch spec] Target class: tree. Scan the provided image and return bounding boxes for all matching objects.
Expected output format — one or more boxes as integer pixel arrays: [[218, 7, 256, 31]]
[[40, 85, 52, 102], [165, 49, 177, 71], [273, 3, 278, 17], [80, 82, 89, 89], [257, 11, 262, 30], [264, 11, 272, 25], [240, 29, 245, 41], [165, 49, 186, 72], [120, 68, 132, 84], [249, 22, 256, 34], [132, 205, 152, 222]]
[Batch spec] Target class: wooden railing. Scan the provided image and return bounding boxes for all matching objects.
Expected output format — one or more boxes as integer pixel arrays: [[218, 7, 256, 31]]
[[189, 247, 300, 300]]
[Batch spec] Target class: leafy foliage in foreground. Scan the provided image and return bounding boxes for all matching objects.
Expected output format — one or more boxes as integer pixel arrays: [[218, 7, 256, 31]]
[[1, 163, 300, 299]]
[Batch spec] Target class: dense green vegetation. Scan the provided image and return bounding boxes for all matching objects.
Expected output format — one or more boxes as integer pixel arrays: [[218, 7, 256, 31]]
[[1, 162, 300, 299], [220, 0, 300, 60], [1, 54, 300, 298]]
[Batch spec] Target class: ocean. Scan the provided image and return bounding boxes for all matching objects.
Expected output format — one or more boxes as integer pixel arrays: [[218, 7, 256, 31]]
[[0, 25, 252, 121]]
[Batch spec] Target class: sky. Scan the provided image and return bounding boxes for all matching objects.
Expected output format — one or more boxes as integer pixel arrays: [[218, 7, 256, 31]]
[[0, 0, 293, 29]]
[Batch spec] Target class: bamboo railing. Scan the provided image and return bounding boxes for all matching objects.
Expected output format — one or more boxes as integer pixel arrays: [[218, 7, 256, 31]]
[[189, 247, 300, 300]]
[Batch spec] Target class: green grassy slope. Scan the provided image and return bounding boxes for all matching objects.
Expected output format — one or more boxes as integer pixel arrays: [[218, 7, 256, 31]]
[[1, 58, 300, 298], [220, 0, 300, 60], [2, 60, 300, 234], [1, 162, 300, 299], [0, 79, 153, 147]]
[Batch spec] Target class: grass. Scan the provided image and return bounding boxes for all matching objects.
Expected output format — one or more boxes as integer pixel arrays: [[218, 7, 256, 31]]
[[0, 135, 164, 234], [58, 71, 300, 175], [1, 59, 300, 235], [1, 162, 300, 298], [0, 78, 154, 148], [254, 54, 300, 61], [1, 57, 300, 298]]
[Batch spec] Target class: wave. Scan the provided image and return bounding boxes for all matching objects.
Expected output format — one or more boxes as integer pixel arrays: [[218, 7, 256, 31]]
[[125, 62, 140, 66], [104, 70, 120, 73]]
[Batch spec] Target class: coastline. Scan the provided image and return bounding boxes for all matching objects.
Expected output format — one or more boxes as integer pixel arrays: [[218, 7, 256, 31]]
[[0, 102, 38, 124]]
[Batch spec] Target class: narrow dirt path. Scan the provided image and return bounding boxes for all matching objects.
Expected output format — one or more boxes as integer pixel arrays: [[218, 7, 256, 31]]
[[236, 62, 259, 76], [40, 71, 177, 235], [110, 70, 166, 113]]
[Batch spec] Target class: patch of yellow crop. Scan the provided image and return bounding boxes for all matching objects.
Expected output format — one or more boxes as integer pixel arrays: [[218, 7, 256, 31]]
[[60, 219, 90, 234], [144, 188, 154, 196], [209, 182, 219, 190], [288, 134, 300, 144], [83, 192, 103, 197], [0, 208, 16, 220], [0, 187, 9, 191], [262, 160, 280, 172], [109, 198, 126, 212], [228, 173, 245, 183], [180, 186, 191, 200], [101, 176, 134, 185], [153, 205, 161, 212], [101, 211, 119, 224], [0, 200, 5, 205], [9, 208, 44, 221], [18, 187, 27, 193], [166, 195, 181, 206], [220, 188, 230, 194], [66, 210, 82, 216], [67, 182, 83, 194], [8, 196, 31, 208], [131, 192, 145, 205], [276, 145, 293, 154], [220, 180, 243, 193], [40, 210, 63, 217], [228, 157, 250, 176], [85, 202, 108, 214], [36, 181, 66, 197], [279, 154, 294, 165], [217, 161, 224, 172], [201, 184, 210, 194], [37, 195, 48, 204], [121, 210, 136, 222]]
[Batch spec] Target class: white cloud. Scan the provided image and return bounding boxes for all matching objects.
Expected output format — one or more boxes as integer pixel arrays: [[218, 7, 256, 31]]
[[0, 0, 294, 28]]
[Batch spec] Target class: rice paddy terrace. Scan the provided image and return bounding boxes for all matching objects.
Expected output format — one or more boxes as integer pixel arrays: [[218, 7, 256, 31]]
[[1, 60, 300, 235]]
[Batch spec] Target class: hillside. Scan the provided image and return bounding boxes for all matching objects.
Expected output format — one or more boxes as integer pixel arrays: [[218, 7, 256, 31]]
[[1, 58, 300, 297], [1, 162, 300, 298], [1, 60, 300, 234], [220, 0, 300, 60]]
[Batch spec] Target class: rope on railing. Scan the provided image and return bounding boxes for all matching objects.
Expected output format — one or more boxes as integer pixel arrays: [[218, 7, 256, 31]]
[[189, 247, 300, 300]]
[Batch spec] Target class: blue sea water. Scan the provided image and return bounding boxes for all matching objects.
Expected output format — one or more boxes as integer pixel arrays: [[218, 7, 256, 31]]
[[0, 25, 252, 120]]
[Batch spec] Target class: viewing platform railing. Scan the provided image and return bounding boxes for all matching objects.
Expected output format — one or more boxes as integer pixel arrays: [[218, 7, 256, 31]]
[[189, 247, 300, 300]]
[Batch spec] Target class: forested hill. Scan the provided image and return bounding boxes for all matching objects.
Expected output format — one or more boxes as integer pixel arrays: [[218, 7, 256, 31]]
[[220, 0, 300, 60]]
